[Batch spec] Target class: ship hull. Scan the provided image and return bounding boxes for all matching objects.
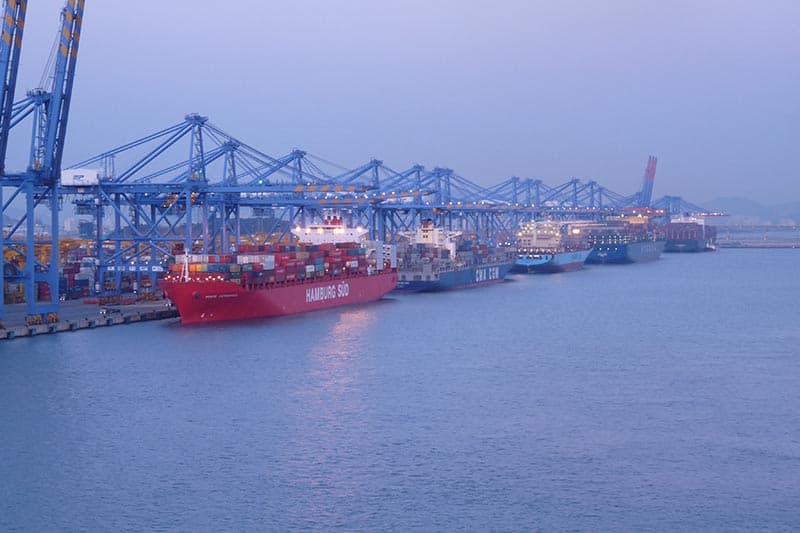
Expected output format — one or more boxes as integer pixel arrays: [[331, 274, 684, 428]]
[[586, 240, 666, 264], [664, 238, 716, 253], [513, 249, 591, 273], [163, 271, 398, 324], [395, 262, 513, 292], [662, 220, 717, 252]]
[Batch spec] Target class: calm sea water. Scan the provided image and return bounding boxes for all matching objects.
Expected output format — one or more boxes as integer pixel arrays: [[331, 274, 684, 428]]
[[2, 249, 799, 531]]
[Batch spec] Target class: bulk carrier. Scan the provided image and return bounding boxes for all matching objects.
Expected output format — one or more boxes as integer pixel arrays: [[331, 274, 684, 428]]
[[161, 218, 397, 324], [513, 220, 592, 273], [394, 221, 513, 292], [585, 217, 665, 264], [663, 216, 717, 252]]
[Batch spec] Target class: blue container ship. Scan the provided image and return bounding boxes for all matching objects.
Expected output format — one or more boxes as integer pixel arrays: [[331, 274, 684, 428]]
[[513, 221, 592, 273], [587, 240, 666, 263], [585, 218, 665, 264], [396, 262, 513, 292], [395, 221, 514, 292]]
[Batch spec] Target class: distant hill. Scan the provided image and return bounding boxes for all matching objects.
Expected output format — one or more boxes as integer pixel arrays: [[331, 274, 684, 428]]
[[704, 197, 800, 225]]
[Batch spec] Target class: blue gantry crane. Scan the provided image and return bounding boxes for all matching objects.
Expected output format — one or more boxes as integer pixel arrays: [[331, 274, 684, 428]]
[[0, 0, 84, 325], [0, 0, 25, 175], [0, 0, 26, 328]]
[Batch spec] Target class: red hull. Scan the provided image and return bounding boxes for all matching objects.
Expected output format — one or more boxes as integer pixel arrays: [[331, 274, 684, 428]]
[[163, 271, 398, 324]]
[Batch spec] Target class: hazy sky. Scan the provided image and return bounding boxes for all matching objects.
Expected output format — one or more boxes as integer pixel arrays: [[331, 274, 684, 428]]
[[8, 0, 800, 204]]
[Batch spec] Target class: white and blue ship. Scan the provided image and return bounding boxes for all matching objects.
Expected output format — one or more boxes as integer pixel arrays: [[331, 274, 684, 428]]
[[515, 249, 592, 273], [513, 221, 592, 273]]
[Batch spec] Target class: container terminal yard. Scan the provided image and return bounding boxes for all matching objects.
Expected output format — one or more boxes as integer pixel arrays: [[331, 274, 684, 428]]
[[0, 0, 734, 339]]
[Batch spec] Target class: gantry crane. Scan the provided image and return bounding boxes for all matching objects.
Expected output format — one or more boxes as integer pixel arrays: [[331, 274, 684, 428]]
[[0, 0, 85, 325], [0, 0, 26, 175], [0, 0, 26, 328], [63, 119, 676, 301], [639, 155, 658, 207]]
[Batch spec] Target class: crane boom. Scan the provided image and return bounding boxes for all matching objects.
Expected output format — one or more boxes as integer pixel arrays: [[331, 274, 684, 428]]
[[42, 0, 84, 180], [639, 155, 657, 207], [0, 0, 27, 175]]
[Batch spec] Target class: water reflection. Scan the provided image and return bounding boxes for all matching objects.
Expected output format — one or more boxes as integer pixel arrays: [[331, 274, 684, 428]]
[[279, 306, 382, 508], [306, 306, 378, 392]]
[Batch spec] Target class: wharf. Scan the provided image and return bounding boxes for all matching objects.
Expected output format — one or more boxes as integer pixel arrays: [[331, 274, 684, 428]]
[[718, 240, 800, 249], [0, 299, 179, 341]]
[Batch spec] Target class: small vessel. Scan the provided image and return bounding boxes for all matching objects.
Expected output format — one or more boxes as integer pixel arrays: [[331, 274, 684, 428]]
[[513, 220, 592, 273], [586, 218, 665, 264], [395, 220, 513, 292], [663, 215, 717, 252], [161, 217, 397, 324]]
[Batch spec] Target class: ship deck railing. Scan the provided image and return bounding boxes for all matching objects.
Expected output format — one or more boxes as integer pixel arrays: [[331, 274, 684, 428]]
[[517, 246, 591, 254]]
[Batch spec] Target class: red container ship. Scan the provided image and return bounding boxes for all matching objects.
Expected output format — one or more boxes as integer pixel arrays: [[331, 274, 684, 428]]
[[161, 219, 397, 324], [663, 216, 717, 252]]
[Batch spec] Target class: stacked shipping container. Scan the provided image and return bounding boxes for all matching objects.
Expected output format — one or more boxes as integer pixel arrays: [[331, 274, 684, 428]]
[[397, 240, 511, 273], [164, 242, 377, 287]]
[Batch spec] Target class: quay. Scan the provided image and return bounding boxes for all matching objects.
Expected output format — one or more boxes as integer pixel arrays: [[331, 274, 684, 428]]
[[0, 299, 179, 341], [717, 240, 800, 249]]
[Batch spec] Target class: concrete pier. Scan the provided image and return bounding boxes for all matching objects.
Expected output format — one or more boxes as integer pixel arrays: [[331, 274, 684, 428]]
[[0, 300, 179, 341]]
